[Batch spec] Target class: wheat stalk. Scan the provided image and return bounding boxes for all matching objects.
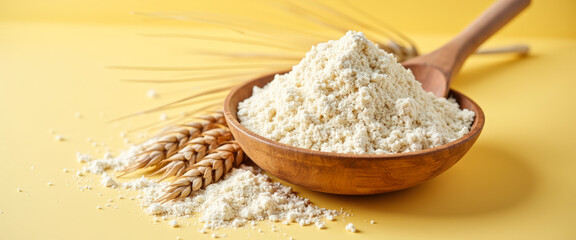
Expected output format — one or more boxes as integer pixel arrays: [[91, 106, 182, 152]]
[[155, 142, 244, 203]]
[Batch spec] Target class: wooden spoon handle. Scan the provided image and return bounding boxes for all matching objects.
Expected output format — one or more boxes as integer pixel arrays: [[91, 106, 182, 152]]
[[475, 44, 529, 56], [423, 0, 530, 84]]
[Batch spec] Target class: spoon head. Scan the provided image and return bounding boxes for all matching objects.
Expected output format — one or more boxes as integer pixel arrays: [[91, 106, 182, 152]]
[[402, 63, 450, 98], [224, 73, 484, 195]]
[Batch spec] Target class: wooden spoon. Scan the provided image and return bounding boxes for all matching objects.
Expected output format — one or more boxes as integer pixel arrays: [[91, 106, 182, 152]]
[[403, 0, 530, 97], [223, 0, 529, 195]]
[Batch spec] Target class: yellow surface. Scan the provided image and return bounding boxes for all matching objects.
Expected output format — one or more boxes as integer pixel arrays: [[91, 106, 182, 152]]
[[1, 0, 576, 239]]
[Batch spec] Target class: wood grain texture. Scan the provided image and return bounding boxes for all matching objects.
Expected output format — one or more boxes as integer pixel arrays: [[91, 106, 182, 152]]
[[224, 74, 485, 195]]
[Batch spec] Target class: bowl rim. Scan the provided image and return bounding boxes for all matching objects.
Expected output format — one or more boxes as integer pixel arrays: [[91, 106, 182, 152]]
[[223, 73, 485, 160]]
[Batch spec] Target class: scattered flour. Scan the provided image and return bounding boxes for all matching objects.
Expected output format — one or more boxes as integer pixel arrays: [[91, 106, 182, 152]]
[[77, 139, 342, 230], [133, 164, 340, 229], [168, 219, 179, 228], [79, 148, 135, 175], [100, 173, 118, 188], [147, 89, 158, 99], [76, 152, 92, 163], [160, 113, 168, 121], [54, 135, 64, 142], [238, 31, 475, 154], [345, 223, 357, 233]]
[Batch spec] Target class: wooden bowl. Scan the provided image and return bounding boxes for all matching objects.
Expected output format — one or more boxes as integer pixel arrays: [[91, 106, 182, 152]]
[[223, 73, 485, 195]]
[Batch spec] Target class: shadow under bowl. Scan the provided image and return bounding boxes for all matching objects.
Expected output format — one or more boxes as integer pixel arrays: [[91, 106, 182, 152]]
[[223, 73, 485, 195]]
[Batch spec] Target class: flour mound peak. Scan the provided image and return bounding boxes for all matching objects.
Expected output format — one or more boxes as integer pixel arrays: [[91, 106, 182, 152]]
[[238, 31, 474, 154]]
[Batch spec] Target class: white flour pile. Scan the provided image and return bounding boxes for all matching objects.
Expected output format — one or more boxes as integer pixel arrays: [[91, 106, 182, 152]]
[[79, 143, 340, 229], [238, 31, 475, 154]]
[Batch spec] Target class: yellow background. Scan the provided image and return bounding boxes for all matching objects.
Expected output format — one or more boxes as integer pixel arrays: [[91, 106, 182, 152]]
[[1, 0, 576, 239], [1, 0, 575, 38]]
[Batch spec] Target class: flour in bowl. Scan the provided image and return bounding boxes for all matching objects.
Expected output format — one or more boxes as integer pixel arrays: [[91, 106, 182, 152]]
[[238, 31, 475, 154]]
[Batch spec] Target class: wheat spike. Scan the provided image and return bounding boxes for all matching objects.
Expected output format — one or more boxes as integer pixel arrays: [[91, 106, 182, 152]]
[[118, 111, 246, 202], [151, 128, 233, 181], [118, 112, 227, 177], [155, 142, 244, 203]]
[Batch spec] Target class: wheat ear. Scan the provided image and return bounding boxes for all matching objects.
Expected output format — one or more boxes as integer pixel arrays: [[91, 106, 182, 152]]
[[151, 128, 233, 181], [118, 112, 227, 177], [155, 142, 244, 203]]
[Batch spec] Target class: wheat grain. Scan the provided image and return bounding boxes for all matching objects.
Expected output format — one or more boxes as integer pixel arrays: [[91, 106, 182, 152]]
[[152, 128, 233, 181], [117, 111, 246, 202], [119, 112, 227, 177], [155, 142, 244, 203]]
